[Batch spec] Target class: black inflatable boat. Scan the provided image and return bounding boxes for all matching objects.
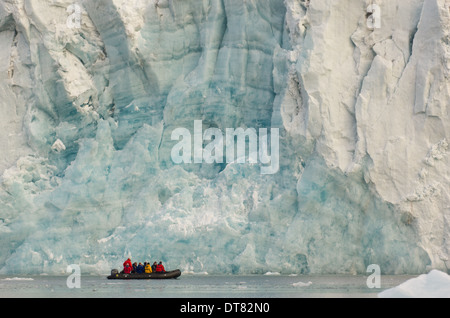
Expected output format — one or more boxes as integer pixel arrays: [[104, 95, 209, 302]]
[[107, 269, 181, 280]]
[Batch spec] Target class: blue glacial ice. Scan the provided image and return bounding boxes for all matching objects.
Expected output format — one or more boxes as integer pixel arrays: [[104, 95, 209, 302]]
[[0, 0, 448, 275]]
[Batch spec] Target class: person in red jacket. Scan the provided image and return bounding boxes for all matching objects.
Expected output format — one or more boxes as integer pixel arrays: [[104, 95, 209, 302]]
[[123, 258, 132, 273], [123, 264, 132, 274], [123, 258, 132, 268], [156, 261, 166, 273]]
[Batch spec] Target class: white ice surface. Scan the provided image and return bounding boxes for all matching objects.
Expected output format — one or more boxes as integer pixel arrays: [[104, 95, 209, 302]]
[[0, 0, 448, 275], [379, 270, 450, 298]]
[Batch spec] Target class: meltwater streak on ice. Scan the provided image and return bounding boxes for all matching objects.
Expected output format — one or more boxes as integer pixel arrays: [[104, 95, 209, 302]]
[[0, 0, 448, 276]]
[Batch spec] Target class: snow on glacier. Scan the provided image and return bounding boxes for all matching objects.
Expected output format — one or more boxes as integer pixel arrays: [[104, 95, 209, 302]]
[[0, 0, 448, 275]]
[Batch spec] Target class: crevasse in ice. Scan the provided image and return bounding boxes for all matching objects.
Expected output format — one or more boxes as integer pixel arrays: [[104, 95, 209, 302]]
[[0, 0, 448, 275]]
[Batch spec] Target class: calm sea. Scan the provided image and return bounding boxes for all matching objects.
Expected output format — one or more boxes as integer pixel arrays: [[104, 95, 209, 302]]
[[0, 273, 413, 298]]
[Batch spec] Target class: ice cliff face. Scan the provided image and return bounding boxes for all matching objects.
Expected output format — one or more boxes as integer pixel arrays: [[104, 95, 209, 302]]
[[0, 0, 448, 275]]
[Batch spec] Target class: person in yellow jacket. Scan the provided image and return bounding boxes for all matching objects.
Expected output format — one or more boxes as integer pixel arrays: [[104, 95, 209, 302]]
[[144, 262, 152, 273]]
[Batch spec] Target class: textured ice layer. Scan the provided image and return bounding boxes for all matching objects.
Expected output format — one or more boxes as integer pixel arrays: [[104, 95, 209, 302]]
[[0, 0, 448, 275]]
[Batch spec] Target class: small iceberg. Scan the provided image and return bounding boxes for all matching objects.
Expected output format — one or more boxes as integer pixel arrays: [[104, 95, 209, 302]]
[[264, 272, 281, 276], [181, 271, 209, 276], [292, 281, 312, 287], [378, 270, 450, 298], [2, 277, 34, 281]]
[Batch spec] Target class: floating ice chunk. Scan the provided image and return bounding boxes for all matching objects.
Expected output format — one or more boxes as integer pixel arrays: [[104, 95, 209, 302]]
[[292, 281, 312, 287], [378, 270, 450, 298], [181, 271, 209, 276], [264, 272, 281, 276]]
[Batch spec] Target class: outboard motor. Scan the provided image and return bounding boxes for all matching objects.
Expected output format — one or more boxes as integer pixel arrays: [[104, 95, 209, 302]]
[[111, 269, 119, 276]]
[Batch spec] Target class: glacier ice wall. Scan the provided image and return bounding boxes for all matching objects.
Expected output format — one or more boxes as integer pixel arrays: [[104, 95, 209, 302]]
[[0, 0, 448, 275]]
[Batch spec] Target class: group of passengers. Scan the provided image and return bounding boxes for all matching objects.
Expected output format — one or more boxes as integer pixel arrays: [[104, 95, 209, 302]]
[[122, 258, 166, 274]]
